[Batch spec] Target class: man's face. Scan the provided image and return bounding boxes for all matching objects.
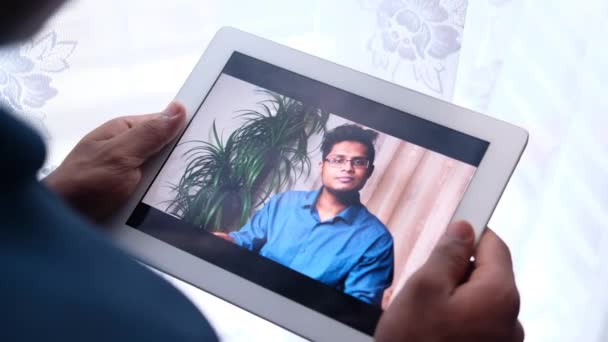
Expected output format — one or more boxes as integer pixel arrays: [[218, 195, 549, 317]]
[[320, 140, 374, 195], [0, 0, 66, 44]]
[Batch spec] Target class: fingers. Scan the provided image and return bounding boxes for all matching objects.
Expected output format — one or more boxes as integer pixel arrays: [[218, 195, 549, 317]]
[[513, 320, 525, 342], [475, 228, 513, 267], [110, 102, 187, 164], [213, 232, 235, 243], [455, 228, 521, 328], [414, 221, 475, 294], [83, 113, 157, 141], [378, 225, 522, 342], [469, 228, 515, 284]]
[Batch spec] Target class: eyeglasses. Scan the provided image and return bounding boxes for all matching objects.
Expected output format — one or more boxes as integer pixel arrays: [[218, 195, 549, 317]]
[[324, 157, 370, 169]]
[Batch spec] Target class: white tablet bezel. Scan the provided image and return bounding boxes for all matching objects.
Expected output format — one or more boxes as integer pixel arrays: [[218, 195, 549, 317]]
[[108, 27, 528, 342]]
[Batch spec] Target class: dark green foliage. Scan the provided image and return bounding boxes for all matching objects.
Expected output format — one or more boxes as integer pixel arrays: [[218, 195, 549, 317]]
[[165, 90, 329, 231]]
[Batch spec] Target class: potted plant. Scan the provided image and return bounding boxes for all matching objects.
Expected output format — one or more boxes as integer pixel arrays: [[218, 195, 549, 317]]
[[166, 90, 329, 232]]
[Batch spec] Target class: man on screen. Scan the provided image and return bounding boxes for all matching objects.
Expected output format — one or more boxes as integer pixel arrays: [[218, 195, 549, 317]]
[[216, 124, 394, 305]]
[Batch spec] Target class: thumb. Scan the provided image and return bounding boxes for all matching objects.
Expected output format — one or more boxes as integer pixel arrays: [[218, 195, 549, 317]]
[[113, 102, 186, 164], [418, 221, 476, 293]]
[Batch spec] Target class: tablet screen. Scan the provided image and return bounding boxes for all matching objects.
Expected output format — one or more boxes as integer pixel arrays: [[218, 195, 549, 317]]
[[127, 52, 489, 335]]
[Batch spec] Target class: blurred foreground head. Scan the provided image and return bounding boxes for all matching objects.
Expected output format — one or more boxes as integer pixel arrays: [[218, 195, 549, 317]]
[[0, 0, 66, 45]]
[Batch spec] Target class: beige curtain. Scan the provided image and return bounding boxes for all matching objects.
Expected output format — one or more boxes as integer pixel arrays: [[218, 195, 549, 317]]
[[361, 134, 476, 307]]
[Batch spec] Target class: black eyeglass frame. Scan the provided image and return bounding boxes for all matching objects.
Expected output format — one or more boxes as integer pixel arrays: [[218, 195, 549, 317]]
[[324, 157, 371, 169]]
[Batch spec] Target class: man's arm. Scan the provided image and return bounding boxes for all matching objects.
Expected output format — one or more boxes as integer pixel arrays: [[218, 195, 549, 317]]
[[225, 199, 274, 252], [343, 233, 394, 305]]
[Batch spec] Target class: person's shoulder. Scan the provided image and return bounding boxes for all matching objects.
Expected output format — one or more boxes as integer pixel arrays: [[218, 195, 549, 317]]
[[271, 189, 315, 203], [0, 106, 46, 182], [260, 190, 312, 211], [272, 189, 311, 197], [358, 207, 393, 242], [357, 206, 386, 229]]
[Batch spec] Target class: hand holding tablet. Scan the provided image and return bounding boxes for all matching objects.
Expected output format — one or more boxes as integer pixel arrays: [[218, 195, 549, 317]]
[[45, 103, 188, 222], [377, 222, 524, 342], [101, 27, 528, 341]]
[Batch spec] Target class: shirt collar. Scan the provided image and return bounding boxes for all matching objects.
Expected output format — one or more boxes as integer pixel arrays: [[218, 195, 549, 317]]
[[301, 188, 322, 209], [302, 188, 362, 224]]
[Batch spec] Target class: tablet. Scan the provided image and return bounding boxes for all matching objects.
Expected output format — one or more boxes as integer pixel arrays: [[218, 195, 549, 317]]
[[109, 27, 527, 341]]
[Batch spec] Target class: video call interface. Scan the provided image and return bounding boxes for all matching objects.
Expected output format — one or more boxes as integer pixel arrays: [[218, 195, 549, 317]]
[[127, 52, 489, 334]]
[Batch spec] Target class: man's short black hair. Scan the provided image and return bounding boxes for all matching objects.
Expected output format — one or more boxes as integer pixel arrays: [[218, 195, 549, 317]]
[[321, 124, 379, 165]]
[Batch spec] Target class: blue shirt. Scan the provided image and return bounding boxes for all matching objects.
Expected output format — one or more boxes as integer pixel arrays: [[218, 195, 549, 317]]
[[229, 189, 394, 305]]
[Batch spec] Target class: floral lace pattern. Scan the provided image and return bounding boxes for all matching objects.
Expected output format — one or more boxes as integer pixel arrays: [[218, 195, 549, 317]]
[[0, 31, 76, 138], [364, 0, 467, 95]]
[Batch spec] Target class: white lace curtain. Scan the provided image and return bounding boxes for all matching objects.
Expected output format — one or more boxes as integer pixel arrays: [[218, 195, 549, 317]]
[[2, 1, 606, 341]]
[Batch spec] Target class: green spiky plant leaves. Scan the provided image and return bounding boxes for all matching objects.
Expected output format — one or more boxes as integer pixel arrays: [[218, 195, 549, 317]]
[[166, 90, 329, 232]]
